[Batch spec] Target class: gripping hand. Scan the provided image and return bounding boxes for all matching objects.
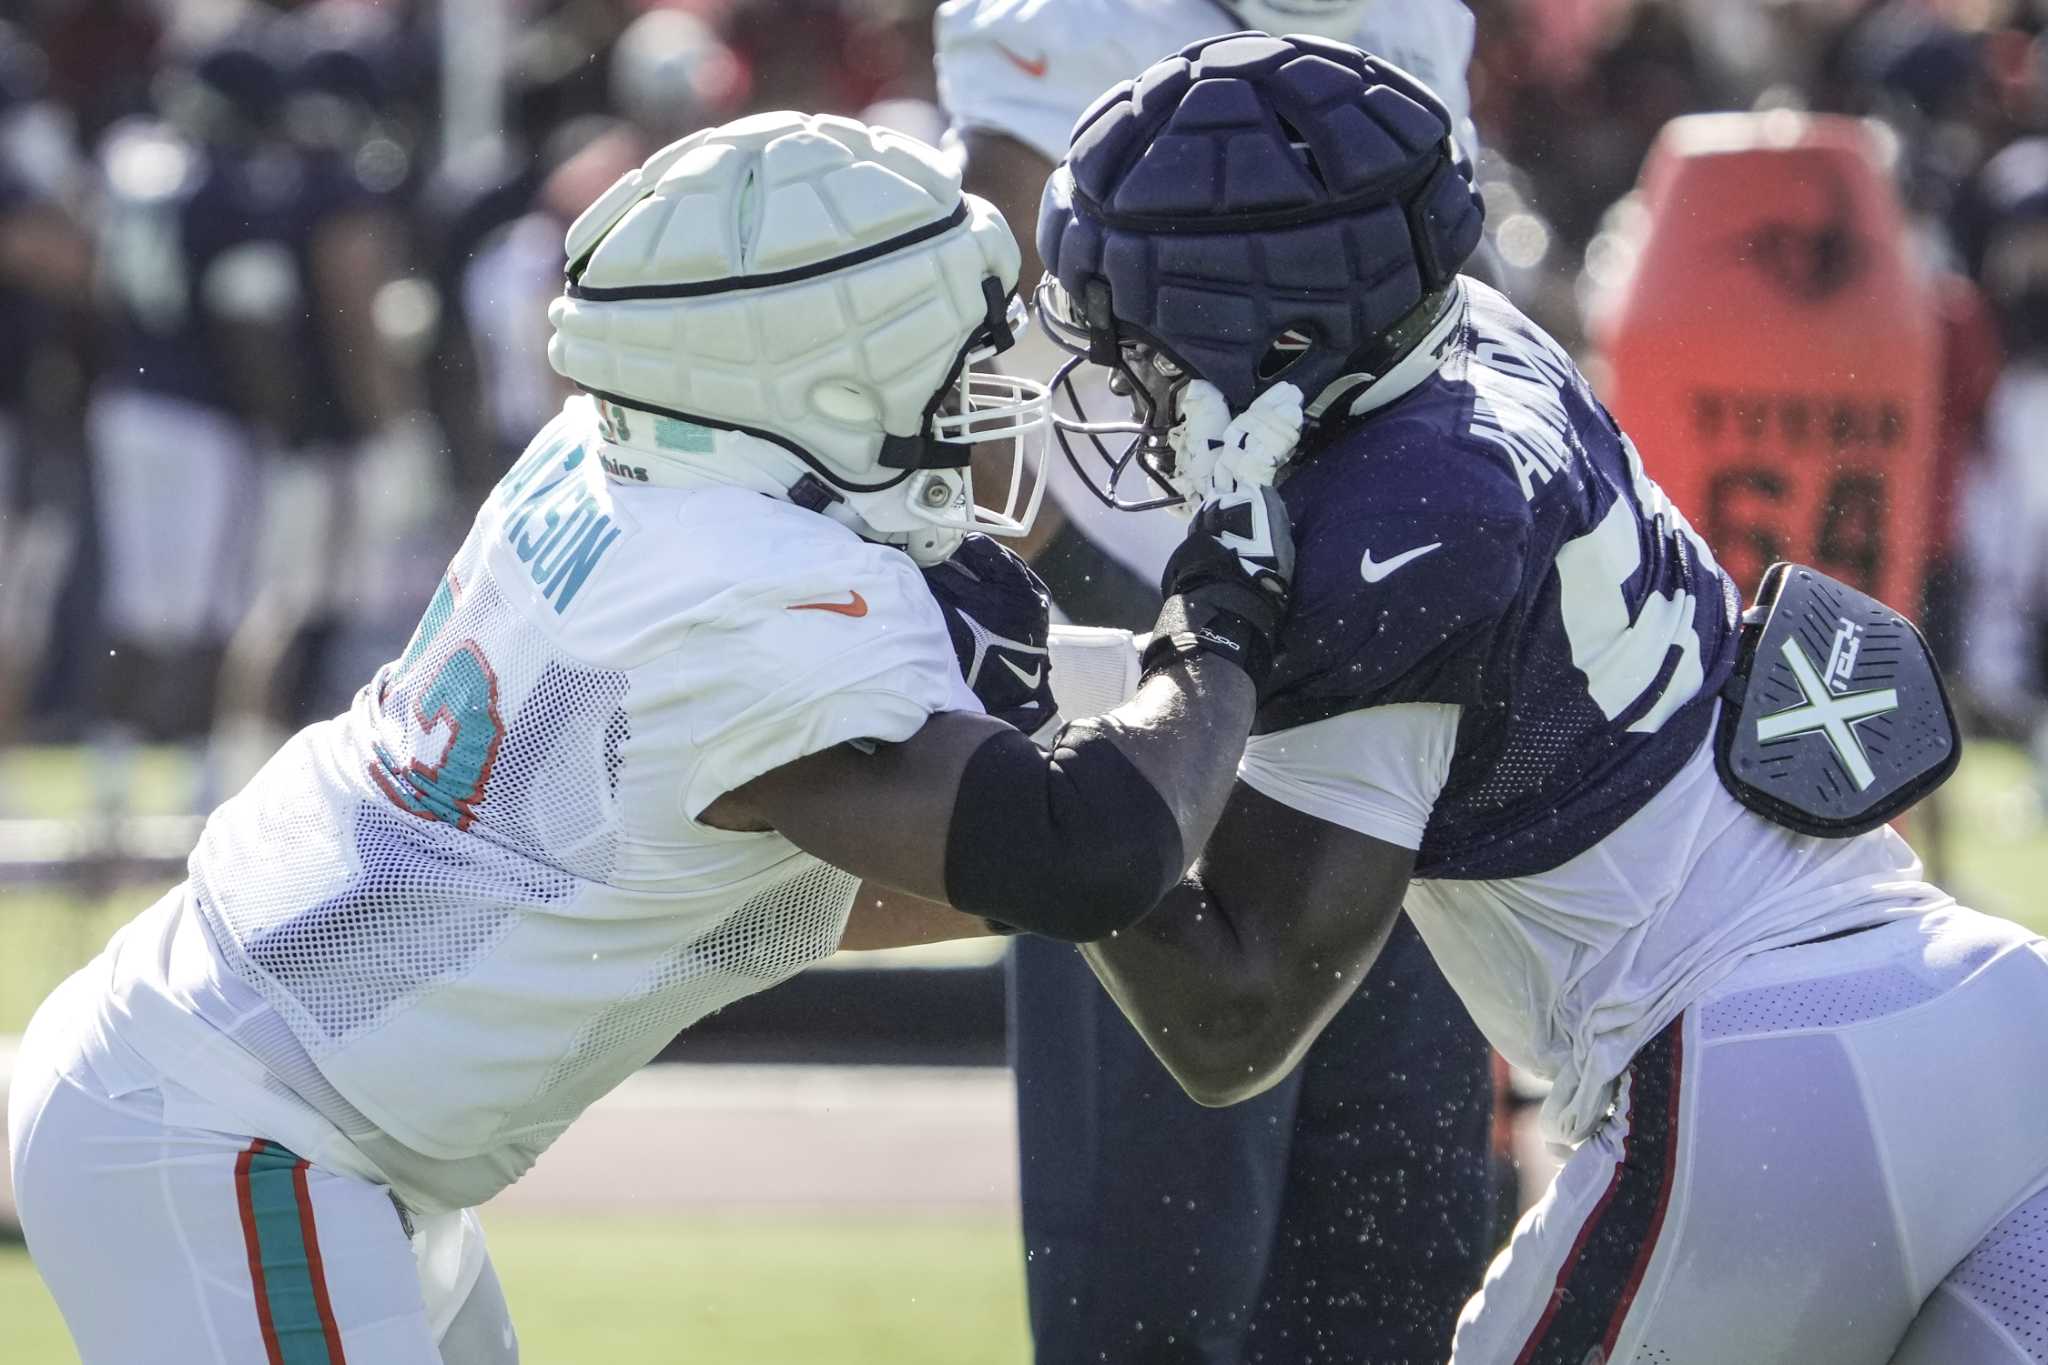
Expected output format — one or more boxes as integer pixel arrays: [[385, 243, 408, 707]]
[[1167, 380, 1305, 515], [1148, 485, 1296, 689], [1148, 382, 1302, 686], [921, 534, 1057, 738]]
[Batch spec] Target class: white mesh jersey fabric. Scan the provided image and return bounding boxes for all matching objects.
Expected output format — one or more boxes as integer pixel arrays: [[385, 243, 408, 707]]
[[1045, 625, 1141, 720], [1940, 1186, 2048, 1360], [158, 402, 973, 1207], [1698, 963, 1943, 1040]]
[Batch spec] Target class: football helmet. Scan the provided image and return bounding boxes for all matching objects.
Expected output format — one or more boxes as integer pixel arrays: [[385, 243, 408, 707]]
[[1035, 32, 1484, 510], [548, 112, 1050, 564]]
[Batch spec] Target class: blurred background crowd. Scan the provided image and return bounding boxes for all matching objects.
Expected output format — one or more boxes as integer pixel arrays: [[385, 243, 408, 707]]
[[0, 0, 2045, 829]]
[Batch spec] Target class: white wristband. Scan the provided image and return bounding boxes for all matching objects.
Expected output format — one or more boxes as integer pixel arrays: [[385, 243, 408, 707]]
[[1046, 625, 1143, 721]]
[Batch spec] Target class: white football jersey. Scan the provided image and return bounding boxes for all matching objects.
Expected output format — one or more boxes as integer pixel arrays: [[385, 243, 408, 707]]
[[99, 397, 978, 1211], [1240, 707, 1955, 1146], [935, 0, 1475, 168], [935, 0, 1478, 586]]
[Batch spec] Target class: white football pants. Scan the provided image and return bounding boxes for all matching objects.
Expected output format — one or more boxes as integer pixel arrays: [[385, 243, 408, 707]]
[[8, 970, 516, 1365], [89, 388, 261, 651], [1453, 906, 2048, 1365]]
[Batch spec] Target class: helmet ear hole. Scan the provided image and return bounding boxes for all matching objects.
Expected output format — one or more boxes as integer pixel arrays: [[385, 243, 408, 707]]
[[1256, 329, 1314, 385], [811, 380, 877, 425], [1272, 112, 1327, 190]]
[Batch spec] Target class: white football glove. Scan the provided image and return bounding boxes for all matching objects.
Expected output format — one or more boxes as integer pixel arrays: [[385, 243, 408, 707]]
[[1166, 379, 1305, 516]]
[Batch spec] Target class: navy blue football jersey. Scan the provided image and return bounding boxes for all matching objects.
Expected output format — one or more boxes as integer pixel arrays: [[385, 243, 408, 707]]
[[1257, 281, 1743, 880], [98, 122, 378, 441], [99, 122, 287, 412]]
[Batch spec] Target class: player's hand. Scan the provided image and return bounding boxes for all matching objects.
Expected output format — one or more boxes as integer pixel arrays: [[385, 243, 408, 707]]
[[1167, 380, 1304, 515], [921, 534, 1057, 738], [1149, 481, 1296, 687]]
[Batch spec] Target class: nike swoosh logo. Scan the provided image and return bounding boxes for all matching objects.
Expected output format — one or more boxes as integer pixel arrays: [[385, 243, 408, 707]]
[[999, 655, 1044, 689], [788, 591, 869, 618], [1359, 542, 1443, 583], [995, 42, 1048, 78]]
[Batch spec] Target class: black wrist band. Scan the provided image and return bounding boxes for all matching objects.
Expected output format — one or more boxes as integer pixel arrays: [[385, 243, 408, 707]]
[[1139, 605, 1270, 684]]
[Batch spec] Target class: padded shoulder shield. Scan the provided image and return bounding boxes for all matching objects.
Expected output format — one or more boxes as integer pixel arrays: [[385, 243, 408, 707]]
[[1715, 563, 1959, 837]]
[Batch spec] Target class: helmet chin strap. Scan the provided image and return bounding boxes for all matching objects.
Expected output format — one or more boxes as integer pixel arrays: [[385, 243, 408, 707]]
[[589, 396, 808, 497], [835, 464, 976, 566], [593, 397, 965, 563], [1305, 280, 1469, 423], [817, 491, 966, 565]]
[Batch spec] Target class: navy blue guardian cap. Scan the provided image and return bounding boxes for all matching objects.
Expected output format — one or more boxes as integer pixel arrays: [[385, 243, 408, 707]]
[[1035, 31, 1484, 509]]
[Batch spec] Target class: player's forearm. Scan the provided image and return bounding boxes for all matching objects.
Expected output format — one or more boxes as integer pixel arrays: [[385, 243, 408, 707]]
[[944, 654, 1255, 941], [960, 129, 1050, 296], [1080, 875, 1292, 1106], [312, 210, 419, 428], [1095, 655, 1256, 865], [838, 884, 996, 951], [1084, 836, 1402, 1108], [732, 664, 1254, 944]]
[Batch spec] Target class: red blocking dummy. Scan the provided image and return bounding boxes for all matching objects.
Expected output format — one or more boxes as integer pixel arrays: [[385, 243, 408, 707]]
[[1590, 113, 1940, 616]]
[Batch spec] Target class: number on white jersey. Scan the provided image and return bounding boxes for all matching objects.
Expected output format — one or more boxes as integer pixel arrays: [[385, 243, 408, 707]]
[[369, 574, 507, 830]]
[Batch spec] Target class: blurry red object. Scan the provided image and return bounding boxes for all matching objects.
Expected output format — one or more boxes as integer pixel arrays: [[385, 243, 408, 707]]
[[1591, 113, 1942, 617], [542, 126, 651, 226], [1513, 0, 1633, 84]]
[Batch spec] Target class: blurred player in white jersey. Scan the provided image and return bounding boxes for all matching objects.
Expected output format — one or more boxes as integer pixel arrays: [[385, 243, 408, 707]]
[[936, 5, 1497, 1360], [8, 112, 1310, 1364], [938, 0, 1474, 602]]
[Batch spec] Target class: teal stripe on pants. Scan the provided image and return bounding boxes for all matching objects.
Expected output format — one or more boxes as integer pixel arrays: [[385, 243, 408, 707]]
[[244, 1144, 342, 1365]]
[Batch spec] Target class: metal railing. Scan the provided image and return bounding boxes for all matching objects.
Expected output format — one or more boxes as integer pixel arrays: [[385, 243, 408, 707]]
[[0, 815, 200, 884]]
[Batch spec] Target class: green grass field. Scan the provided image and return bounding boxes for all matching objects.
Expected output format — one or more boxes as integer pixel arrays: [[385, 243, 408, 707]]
[[1, 1215, 1031, 1363]]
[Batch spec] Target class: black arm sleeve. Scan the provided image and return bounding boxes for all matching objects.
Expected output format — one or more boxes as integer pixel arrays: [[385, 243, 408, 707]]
[[943, 721, 1186, 942]]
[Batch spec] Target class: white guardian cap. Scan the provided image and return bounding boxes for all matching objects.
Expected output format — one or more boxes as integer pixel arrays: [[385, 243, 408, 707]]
[[548, 111, 1049, 564]]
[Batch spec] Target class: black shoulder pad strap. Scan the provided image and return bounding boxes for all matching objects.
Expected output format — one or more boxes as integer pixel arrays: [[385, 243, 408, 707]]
[[1715, 563, 1960, 838]]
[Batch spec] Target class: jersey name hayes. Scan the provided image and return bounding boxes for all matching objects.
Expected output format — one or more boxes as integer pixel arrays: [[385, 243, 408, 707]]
[[493, 437, 623, 615], [1468, 324, 1581, 502]]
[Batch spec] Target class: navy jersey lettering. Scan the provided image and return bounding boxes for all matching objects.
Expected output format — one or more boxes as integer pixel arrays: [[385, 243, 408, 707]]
[[1257, 282, 1741, 879]]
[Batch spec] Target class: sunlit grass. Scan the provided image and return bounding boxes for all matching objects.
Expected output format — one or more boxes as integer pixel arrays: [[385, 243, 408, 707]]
[[1925, 740, 2048, 934], [0, 1215, 1031, 1364]]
